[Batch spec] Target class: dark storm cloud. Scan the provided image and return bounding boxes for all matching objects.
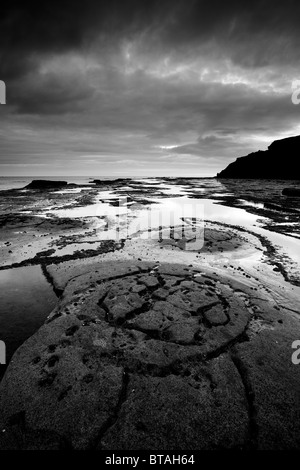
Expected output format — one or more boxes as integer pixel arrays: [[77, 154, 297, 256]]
[[2, 0, 300, 78], [0, 0, 175, 78]]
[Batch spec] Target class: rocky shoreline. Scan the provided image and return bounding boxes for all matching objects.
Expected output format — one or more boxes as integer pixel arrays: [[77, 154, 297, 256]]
[[0, 178, 300, 450]]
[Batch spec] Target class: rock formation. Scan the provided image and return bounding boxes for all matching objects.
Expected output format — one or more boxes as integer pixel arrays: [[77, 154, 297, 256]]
[[217, 135, 300, 179], [1, 261, 300, 450], [282, 188, 300, 197], [25, 180, 69, 190]]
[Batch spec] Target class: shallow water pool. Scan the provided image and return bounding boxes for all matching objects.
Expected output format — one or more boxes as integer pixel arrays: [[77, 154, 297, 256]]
[[0, 265, 57, 380]]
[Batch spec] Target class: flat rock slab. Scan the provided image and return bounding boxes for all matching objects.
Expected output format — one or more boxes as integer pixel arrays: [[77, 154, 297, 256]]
[[0, 261, 299, 450]]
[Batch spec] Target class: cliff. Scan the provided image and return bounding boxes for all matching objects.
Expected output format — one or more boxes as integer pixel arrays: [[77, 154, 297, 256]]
[[216, 135, 300, 179]]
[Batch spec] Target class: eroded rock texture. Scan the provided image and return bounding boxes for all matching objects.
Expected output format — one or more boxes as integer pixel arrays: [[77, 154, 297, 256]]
[[0, 262, 299, 450]]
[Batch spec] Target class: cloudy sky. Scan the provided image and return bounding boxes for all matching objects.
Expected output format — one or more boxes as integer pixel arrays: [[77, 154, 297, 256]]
[[1, 0, 300, 177]]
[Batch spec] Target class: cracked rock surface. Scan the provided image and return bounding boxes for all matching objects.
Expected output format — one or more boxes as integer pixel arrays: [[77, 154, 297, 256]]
[[0, 261, 300, 450]]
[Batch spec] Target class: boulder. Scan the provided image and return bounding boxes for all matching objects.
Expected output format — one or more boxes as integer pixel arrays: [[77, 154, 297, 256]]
[[25, 180, 68, 190], [282, 188, 300, 197]]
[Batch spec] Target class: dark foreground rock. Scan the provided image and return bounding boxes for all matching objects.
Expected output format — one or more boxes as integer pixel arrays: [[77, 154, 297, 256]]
[[282, 187, 300, 197], [217, 135, 300, 179], [0, 261, 299, 450], [25, 180, 69, 190]]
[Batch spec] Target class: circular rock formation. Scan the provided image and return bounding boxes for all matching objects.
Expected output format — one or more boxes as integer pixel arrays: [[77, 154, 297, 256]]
[[0, 261, 299, 450]]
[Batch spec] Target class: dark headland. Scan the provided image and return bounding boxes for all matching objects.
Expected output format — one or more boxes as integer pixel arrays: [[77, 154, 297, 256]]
[[216, 135, 300, 179]]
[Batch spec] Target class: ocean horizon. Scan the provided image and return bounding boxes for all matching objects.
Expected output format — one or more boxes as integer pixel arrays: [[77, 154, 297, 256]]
[[0, 175, 216, 191]]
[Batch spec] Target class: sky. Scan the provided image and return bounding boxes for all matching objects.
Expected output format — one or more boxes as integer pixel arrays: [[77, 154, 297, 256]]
[[1, 0, 300, 177]]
